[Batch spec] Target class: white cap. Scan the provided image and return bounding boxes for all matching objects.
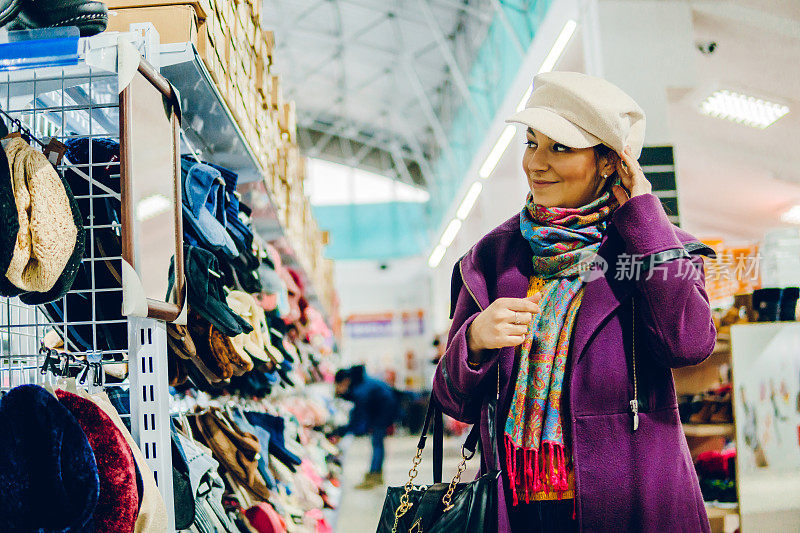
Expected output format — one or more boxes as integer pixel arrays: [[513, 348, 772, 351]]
[[506, 71, 646, 158]]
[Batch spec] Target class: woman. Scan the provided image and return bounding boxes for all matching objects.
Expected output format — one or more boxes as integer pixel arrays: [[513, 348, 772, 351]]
[[432, 71, 716, 533]]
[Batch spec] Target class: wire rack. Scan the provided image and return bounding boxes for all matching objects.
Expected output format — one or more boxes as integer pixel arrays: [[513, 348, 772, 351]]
[[0, 64, 128, 393], [0, 41, 178, 528]]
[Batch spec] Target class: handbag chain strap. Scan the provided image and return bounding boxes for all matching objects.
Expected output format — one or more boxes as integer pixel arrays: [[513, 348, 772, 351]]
[[392, 364, 498, 531], [441, 443, 474, 511], [392, 447, 424, 533]]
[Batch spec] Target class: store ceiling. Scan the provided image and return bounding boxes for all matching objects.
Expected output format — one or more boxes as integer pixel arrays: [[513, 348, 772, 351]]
[[673, 0, 800, 243], [262, 0, 495, 188]]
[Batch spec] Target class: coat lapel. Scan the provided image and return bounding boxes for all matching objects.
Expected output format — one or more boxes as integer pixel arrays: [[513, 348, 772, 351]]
[[570, 224, 633, 365]]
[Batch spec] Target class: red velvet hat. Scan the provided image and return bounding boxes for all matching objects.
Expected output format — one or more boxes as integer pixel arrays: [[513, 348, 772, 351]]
[[56, 390, 139, 532]]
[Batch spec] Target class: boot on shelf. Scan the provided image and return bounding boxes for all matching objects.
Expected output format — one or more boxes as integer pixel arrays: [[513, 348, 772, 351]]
[[354, 471, 384, 490]]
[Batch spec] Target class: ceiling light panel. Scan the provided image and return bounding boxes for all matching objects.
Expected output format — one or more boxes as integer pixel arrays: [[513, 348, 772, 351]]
[[699, 90, 789, 129]]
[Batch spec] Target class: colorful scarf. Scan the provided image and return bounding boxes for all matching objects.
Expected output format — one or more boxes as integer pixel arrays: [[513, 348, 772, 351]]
[[505, 190, 618, 505]]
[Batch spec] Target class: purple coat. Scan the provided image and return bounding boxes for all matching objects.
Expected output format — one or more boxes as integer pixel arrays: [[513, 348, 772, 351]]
[[433, 194, 716, 533]]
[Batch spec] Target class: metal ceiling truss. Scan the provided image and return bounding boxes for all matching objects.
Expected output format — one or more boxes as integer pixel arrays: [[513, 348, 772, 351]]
[[263, 0, 496, 193], [298, 123, 425, 187]]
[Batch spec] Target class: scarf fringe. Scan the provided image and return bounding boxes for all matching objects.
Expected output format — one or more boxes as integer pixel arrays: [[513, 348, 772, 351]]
[[505, 436, 569, 505]]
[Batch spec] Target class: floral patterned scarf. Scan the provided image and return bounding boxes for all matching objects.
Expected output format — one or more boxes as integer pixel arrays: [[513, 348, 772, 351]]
[[505, 190, 618, 505]]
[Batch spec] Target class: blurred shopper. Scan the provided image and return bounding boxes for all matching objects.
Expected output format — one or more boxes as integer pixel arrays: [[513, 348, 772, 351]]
[[433, 72, 716, 532], [331, 365, 399, 489]]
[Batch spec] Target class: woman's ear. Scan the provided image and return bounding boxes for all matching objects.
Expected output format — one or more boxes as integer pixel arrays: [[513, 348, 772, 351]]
[[599, 152, 619, 179]]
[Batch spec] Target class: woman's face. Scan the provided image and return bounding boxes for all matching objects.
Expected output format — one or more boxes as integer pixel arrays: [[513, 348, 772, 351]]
[[522, 128, 614, 208]]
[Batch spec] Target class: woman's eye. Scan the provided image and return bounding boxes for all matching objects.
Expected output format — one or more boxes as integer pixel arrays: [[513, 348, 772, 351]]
[[553, 143, 569, 152], [525, 140, 537, 148]]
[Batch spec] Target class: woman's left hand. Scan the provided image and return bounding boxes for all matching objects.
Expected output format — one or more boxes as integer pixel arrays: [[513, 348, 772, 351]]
[[611, 145, 652, 206]]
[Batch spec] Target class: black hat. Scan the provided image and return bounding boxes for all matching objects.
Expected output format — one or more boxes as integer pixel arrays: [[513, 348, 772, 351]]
[[0, 384, 100, 532], [170, 245, 252, 337], [0, 140, 19, 285]]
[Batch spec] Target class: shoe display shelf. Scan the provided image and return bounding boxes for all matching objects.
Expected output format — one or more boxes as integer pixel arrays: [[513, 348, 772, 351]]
[[105, 0, 337, 324], [673, 334, 739, 533]]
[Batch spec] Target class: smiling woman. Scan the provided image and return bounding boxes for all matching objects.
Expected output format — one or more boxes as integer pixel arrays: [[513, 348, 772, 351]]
[[522, 128, 619, 209], [432, 71, 717, 533]]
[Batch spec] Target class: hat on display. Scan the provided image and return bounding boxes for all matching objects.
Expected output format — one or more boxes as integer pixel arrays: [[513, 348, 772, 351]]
[[227, 290, 271, 363], [181, 158, 238, 258], [243, 411, 302, 470], [206, 160, 255, 246], [506, 71, 646, 158], [209, 320, 253, 376], [245, 503, 287, 533], [169, 320, 232, 386], [2, 136, 78, 294], [0, 140, 19, 286], [8, 0, 109, 37], [258, 263, 291, 317], [173, 245, 252, 337], [88, 391, 169, 533], [18, 162, 85, 305], [56, 389, 139, 533], [187, 310, 235, 381], [169, 424, 196, 530], [0, 384, 100, 532], [190, 408, 272, 500], [175, 431, 240, 531]]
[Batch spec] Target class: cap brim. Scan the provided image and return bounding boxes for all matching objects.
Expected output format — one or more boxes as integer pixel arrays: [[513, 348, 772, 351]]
[[506, 107, 603, 149]]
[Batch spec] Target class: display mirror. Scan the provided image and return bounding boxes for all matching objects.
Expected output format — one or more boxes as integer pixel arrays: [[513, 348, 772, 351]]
[[119, 60, 184, 322]]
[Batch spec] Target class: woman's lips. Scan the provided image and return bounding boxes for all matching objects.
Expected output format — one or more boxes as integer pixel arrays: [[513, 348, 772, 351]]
[[531, 179, 557, 188]]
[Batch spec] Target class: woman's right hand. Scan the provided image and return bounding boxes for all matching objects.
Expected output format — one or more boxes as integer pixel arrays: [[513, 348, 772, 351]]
[[466, 293, 542, 364]]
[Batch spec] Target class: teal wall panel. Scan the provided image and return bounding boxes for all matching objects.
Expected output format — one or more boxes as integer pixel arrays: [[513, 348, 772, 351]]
[[312, 202, 432, 260]]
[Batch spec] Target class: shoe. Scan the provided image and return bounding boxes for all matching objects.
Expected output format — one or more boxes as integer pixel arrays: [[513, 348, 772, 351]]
[[753, 288, 782, 322], [688, 395, 715, 424], [354, 472, 384, 490], [779, 287, 799, 321], [7, 0, 108, 36], [708, 392, 733, 423]]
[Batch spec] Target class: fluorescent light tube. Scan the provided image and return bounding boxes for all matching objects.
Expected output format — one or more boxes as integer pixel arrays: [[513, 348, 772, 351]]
[[428, 244, 447, 268], [479, 125, 516, 179], [440, 218, 463, 248], [700, 89, 789, 129], [781, 205, 800, 225], [136, 194, 171, 221], [538, 19, 577, 74], [457, 182, 483, 220], [516, 85, 533, 112]]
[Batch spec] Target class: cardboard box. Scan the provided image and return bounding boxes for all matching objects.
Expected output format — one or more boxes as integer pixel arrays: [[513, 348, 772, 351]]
[[270, 75, 282, 110], [255, 59, 270, 98], [263, 30, 274, 66], [107, 5, 199, 44], [249, 0, 261, 27], [106, 0, 208, 20], [279, 101, 296, 141]]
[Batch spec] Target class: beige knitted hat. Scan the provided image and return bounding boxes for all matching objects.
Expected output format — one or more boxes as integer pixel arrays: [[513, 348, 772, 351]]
[[507, 71, 646, 158], [4, 137, 77, 292]]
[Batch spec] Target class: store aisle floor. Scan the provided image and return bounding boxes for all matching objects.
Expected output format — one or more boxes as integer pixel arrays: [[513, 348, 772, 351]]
[[334, 433, 479, 532]]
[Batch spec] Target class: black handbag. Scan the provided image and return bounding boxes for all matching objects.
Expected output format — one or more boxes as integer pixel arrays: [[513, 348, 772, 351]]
[[377, 385, 501, 533]]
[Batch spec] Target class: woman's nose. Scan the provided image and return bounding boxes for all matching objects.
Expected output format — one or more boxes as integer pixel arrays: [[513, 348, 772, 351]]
[[525, 147, 548, 173]]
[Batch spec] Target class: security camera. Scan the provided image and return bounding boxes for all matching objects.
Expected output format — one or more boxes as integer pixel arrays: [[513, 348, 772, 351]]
[[696, 41, 717, 55]]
